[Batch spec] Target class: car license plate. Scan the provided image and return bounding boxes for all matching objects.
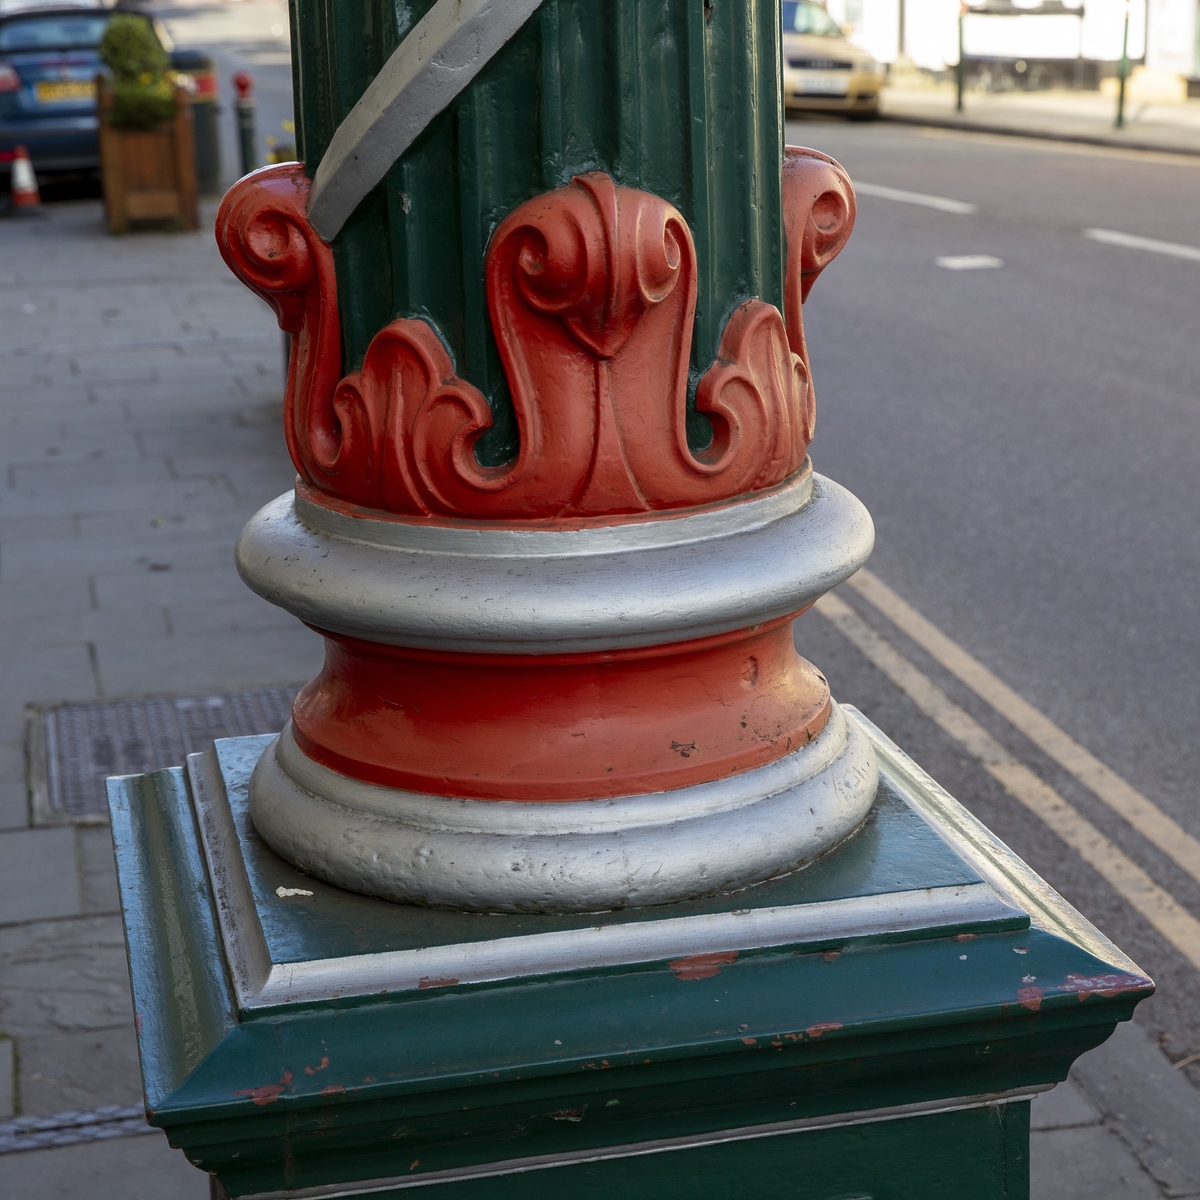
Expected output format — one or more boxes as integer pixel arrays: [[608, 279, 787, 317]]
[[34, 79, 95, 103], [795, 72, 849, 96]]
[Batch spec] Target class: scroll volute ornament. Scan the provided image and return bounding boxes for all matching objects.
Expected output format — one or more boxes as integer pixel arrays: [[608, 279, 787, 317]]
[[216, 156, 854, 521], [214, 165, 346, 496], [781, 146, 858, 435]]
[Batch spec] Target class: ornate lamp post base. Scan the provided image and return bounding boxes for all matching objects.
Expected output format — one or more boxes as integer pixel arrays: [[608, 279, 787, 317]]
[[214, 158, 875, 913], [236, 451, 877, 911], [105, 4, 1155, 1192]]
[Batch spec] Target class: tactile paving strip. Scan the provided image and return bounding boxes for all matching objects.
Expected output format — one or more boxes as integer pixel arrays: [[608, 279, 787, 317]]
[[33, 687, 299, 823]]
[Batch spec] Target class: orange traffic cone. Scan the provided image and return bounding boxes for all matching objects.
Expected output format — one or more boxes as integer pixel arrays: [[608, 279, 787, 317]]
[[10, 145, 41, 214]]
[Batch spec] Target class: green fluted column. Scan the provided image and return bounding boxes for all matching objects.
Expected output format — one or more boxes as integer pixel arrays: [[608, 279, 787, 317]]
[[287, 0, 785, 463]]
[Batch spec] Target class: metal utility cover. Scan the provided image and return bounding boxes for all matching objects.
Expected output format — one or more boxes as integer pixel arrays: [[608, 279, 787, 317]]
[[29, 688, 298, 824]]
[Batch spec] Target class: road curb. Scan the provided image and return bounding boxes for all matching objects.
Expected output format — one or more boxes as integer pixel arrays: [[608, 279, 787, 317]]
[[878, 109, 1200, 159]]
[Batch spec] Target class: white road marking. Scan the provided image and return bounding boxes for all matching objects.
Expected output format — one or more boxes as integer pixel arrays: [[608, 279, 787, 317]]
[[854, 182, 978, 215], [1084, 228, 1200, 263], [936, 255, 1003, 270], [816, 590, 1200, 972]]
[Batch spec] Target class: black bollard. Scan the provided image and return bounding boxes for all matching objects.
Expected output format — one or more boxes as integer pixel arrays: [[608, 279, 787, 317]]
[[171, 50, 221, 195], [233, 71, 256, 177]]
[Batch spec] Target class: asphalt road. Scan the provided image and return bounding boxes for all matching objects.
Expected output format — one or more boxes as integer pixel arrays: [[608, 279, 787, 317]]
[[784, 116, 1200, 1064]]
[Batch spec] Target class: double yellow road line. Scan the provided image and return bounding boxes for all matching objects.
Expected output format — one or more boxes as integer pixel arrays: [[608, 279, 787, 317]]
[[816, 570, 1200, 972]]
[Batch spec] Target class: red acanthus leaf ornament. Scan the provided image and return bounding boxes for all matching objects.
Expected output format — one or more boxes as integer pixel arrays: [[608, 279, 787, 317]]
[[215, 160, 855, 521], [694, 300, 810, 493], [332, 321, 500, 515]]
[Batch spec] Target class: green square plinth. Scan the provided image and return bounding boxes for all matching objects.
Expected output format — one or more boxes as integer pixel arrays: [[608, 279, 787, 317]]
[[108, 708, 1152, 1199]]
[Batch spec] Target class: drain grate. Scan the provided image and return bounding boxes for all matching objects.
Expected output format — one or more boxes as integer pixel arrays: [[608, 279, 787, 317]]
[[0, 1105, 156, 1154], [30, 687, 300, 823]]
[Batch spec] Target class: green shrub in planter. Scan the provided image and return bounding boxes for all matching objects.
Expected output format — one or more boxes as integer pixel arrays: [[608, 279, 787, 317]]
[[99, 15, 177, 129]]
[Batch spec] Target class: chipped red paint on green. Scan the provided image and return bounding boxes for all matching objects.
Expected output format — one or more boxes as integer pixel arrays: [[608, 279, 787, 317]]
[[668, 950, 740, 980]]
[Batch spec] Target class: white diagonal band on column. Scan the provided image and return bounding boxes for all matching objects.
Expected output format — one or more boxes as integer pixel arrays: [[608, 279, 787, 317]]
[[306, 0, 547, 242]]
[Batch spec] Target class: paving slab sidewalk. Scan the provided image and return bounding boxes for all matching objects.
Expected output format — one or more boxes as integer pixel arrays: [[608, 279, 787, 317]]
[[880, 84, 1200, 157], [1, 197, 1197, 1197], [0, 196, 319, 1190]]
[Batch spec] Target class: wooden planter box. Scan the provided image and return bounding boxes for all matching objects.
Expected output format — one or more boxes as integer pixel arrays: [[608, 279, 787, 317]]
[[98, 79, 199, 234]]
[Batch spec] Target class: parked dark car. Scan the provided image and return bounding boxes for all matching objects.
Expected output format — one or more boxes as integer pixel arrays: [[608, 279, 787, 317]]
[[0, 1, 170, 180]]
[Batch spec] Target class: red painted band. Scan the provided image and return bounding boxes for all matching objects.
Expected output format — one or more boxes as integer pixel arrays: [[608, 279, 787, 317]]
[[291, 618, 830, 801]]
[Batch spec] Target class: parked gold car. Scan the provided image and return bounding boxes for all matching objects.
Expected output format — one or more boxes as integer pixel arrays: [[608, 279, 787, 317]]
[[782, 0, 882, 118]]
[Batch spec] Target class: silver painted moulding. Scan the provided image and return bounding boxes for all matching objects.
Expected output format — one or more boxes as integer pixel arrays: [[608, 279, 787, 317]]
[[234, 464, 875, 654], [247, 703, 880, 913]]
